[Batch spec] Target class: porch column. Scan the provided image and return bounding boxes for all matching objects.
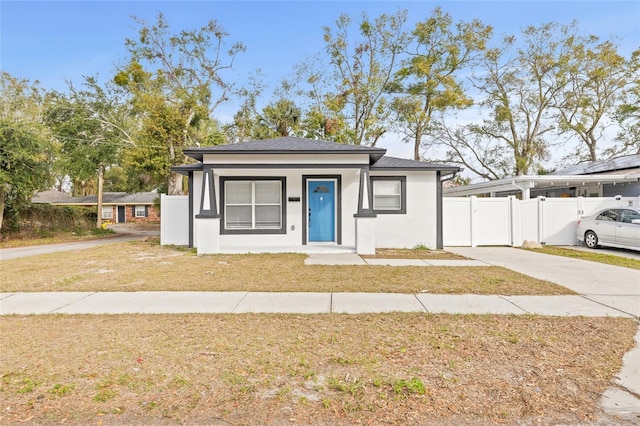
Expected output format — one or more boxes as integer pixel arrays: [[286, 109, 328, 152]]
[[195, 165, 220, 254], [355, 167, 376, 217], [354, 167, 376, 255], [196, 165, 219, 218]]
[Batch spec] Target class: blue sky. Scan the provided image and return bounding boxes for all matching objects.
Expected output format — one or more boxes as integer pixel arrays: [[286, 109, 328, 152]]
[[1, 0, 639, 162]]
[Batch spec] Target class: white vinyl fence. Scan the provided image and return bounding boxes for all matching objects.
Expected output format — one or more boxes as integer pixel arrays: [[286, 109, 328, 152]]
[[160, 194, 189, 246], [443, 196, 640, 247]]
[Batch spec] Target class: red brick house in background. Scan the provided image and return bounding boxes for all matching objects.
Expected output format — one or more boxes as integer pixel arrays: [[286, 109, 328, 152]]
[[33, 190, 160, 223]]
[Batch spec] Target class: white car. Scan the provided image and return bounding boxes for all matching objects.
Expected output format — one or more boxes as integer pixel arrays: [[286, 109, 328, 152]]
[[576, 207, 640, 251]]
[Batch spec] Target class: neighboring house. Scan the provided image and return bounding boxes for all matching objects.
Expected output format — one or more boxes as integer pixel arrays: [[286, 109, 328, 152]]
[[444, 154, 640, 199], [33, 191, 160, 223], [550, 154, 640, 198], [168, 137, 459, 254]]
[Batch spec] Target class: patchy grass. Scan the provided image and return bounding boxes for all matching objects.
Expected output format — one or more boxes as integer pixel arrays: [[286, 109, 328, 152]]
[[0, 228, 117, 249], [0, 314, 635, 425], [362, 248, 467, 260], [524, 246, 640, 271], [0, 240, 572, 295]]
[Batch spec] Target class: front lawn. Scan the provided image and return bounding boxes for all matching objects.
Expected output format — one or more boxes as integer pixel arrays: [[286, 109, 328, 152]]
[[1, 314, 635, 425], [0, 240, 572, 295]]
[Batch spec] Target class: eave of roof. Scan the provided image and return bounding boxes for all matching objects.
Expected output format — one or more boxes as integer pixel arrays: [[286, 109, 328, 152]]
[[173, 163, 203, 176], [371, 156, 460, 173]]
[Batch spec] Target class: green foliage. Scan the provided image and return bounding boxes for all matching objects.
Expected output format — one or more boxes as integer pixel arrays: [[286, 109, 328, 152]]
[[392, 377, 426, 396], [323, 10, 409, 146], [556, 38, 631, 161], [115, 13, 243, 194], [45, 77, 121, 185], [391, 7, 492, 160], [50, 383, 75, 397], [0, 72, 55, 231], [412, 243, 430, 251], [2, 204, 97, 235], [613, 49, 640, 157], [437, 22, 588, 178]]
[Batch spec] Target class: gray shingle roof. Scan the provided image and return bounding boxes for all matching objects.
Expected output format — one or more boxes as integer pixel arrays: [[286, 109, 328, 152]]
[[371, 156, 460, 172], [176, 138, 460, 173], [552, 154, 640, 175], [32, 189, 73, 204], [183, 137, 387, 162], [55, 192, 158, 205]]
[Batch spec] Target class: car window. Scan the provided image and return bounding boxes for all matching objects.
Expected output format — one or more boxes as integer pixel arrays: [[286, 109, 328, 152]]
[[596, 210, 619, 221], [620, 209, 640, 224]]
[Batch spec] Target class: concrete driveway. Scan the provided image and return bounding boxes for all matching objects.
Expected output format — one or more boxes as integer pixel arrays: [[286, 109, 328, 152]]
[[446, 246, 640, 318], [0, 224, 159, 261]]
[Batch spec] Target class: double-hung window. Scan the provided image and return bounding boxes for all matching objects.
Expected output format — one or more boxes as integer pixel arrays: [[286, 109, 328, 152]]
[[371, 176, 406, 214], [134, 205, 147, 218], [221, 177, 286, 234], [101, 206, 113, 220]]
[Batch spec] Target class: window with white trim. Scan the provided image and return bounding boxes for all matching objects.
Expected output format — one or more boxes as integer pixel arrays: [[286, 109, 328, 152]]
[[101, 206, 113, 219], [135, 205, 147, 218], [221, 178, 285, 233], [371, 176, 406, 214]]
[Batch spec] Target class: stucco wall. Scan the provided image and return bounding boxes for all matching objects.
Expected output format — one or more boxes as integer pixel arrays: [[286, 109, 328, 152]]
[[371, 171, 438, 249], [193, 168, 362, 250]]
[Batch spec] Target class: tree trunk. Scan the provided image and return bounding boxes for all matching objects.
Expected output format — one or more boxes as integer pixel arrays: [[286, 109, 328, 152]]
[[0, 186, 5, 232], [168, 171, 183, 195], [414, 134, 421, 161], [96, 166, 104, 229]]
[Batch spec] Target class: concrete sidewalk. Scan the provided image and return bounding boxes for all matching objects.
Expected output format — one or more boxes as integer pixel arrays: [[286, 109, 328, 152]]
[[1, 291, 637, 317]]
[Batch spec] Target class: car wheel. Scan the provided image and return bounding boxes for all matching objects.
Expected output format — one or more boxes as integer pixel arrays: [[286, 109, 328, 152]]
[[584, 231, 599, 249]]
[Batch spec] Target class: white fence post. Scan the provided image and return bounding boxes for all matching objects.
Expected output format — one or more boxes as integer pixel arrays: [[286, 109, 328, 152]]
[[470, 196, 477, 247], [537, 196, 545, 244], [509, 195, 517, 246]]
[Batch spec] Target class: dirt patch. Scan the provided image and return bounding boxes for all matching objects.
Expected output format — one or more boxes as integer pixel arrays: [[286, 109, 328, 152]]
[[362, 248, 467, 260], [0, 241, 572, 295], [0, 314, 636, 425]]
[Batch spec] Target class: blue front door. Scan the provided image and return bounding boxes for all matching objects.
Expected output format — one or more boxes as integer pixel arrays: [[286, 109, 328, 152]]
[[308, 181, 335, 242]]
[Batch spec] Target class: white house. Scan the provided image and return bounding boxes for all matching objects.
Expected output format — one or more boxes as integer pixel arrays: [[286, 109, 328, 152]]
[[167, 137, 459, 254]]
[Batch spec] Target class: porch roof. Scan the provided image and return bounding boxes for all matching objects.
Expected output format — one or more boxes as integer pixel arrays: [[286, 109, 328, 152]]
[[371, 156, 459, 174], [444, 174, 640, 199]]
